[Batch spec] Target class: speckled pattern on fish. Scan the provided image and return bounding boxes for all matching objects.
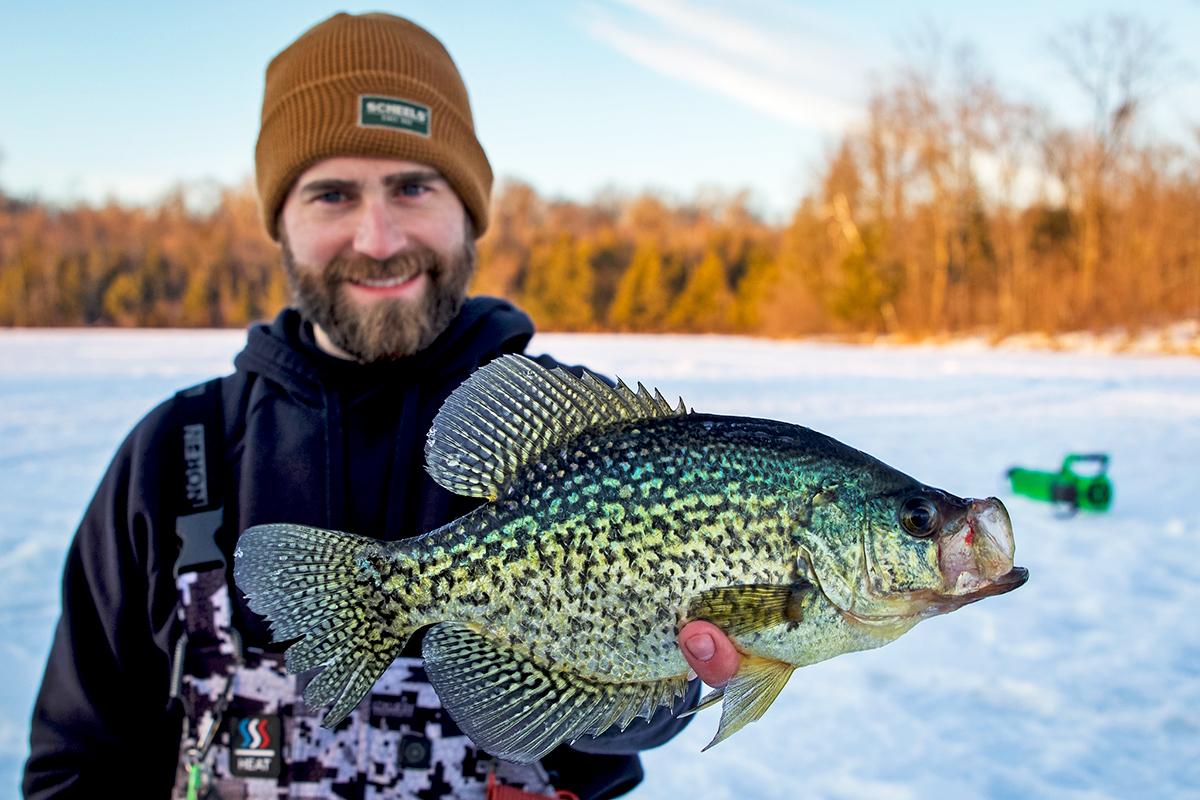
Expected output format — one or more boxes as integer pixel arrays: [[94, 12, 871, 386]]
[[234, 355, 1027, 764]]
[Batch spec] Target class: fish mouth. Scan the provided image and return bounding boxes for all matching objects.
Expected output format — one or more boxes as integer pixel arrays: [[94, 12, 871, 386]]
[[919, 496, 1027, 616], [939, 497, 1016, 595]]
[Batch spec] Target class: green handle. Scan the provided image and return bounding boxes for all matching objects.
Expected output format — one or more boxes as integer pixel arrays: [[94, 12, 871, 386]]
[[1062, 454, 1109, 477], [187, 763, 201, 800]]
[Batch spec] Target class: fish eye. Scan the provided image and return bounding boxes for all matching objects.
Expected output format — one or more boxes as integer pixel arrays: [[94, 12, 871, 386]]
[[899, 497, 939, 538]]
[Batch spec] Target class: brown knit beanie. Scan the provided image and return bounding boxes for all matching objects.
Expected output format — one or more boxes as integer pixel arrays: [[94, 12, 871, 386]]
[[255, 13, 492, 240]]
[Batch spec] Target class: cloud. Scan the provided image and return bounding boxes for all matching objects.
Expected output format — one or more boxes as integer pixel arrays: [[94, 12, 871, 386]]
[[582, 0, 870, 131], [614, 0, 802, 73]]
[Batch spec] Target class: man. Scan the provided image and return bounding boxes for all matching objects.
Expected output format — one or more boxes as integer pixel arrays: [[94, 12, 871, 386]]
[[24, 13, 737, 800]]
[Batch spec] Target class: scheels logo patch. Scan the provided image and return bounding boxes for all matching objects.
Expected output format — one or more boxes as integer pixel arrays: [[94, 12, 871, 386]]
[[358, 95, 431, 137], [228, 715, 282, 778]]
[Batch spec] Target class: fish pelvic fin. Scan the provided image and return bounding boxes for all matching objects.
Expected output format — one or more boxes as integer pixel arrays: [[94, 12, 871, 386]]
[[421, 621, 689, 765], [232, 523, 420, 728], [677, 685, 724, 719], [701, 655, 795, 752], [424, 354, 688, 500]]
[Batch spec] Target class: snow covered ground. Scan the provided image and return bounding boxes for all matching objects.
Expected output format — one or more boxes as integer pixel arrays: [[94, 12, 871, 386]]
[[1, 329, 1197, 799]]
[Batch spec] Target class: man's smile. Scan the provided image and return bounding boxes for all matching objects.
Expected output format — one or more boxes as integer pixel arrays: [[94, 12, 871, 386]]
[[344, 272, 428, 302]]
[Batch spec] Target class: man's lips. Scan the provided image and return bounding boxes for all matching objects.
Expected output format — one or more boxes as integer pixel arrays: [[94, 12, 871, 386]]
[[343, 272, 426, 300]]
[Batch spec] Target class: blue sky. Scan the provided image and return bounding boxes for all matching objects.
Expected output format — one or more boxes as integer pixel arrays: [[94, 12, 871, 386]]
[[1, 0, 1198, 218]]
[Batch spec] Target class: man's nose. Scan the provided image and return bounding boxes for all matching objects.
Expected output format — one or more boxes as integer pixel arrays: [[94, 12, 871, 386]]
[[352, 196, 408, 260]]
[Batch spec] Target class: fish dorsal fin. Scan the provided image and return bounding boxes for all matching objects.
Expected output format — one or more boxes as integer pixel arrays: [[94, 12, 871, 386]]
[[425, 354, 688, 499], [421, 621, 688, 764]]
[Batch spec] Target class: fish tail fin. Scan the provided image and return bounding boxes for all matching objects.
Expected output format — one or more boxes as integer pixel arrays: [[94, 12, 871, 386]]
[[233, 523, 420, 727]]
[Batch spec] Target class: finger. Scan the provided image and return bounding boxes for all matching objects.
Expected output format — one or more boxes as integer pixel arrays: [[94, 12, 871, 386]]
[[678, 620, 740, 688]]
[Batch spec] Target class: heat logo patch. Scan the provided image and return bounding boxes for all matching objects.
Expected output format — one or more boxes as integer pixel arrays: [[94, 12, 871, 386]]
[[228, 715, 282, 778]]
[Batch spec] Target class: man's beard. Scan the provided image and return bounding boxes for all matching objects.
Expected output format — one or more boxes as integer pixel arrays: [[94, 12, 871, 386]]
[[281, 237, 476, 363]]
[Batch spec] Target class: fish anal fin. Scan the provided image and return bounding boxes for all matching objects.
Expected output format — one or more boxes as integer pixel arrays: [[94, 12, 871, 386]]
[[702, 655, 795, 751], [421, 622, 687, 765], [686, 581, 816, 638]]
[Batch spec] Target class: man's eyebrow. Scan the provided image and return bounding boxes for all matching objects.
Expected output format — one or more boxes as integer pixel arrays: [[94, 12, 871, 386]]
[[299, 178, 359, 195], [382, 169, 443, 187]]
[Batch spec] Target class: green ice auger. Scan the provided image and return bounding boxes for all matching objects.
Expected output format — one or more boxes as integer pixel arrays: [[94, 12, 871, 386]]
[[1007, 454, 1113, 513]]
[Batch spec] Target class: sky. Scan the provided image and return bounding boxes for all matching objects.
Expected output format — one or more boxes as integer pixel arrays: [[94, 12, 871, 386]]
[[1, 0, 1199, 218]]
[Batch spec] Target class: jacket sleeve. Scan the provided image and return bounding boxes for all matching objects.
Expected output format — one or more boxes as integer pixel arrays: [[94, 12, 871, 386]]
[[23, 405, 183, 798]]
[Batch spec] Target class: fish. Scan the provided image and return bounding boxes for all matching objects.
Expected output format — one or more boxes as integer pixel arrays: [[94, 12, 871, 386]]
[[232, 354, 1027, 764]]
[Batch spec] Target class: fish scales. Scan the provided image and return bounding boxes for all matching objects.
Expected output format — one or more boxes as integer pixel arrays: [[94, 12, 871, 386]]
[[234, 354, 1027, 764], [385, 415, 804, 681]]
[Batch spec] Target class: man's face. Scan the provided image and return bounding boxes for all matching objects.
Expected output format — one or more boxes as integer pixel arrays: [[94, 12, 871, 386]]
[[278, 156, 476, 362]]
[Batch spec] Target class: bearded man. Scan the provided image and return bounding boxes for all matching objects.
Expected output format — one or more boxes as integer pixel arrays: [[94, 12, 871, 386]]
[[23, 13, 737, 800]]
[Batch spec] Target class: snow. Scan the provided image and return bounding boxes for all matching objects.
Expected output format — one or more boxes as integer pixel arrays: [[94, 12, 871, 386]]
[[1, 329, 1197, 799]]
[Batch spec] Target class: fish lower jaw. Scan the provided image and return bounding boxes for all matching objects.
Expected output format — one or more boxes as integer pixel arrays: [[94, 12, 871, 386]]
[[917, 567, 1031, 616], [841, 563, 1030, 627]]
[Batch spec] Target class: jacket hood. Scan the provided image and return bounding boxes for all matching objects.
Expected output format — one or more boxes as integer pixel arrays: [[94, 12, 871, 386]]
[[233, 297, 536, 400]]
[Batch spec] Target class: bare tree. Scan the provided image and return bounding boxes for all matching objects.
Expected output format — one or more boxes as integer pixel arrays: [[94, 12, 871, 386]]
[[1048, 15, 1175, 161], [1047, 15, 1177, 317]]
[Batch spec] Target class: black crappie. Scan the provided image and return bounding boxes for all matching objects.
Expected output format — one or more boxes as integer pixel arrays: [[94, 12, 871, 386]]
[[233, 354, 1027, 763]]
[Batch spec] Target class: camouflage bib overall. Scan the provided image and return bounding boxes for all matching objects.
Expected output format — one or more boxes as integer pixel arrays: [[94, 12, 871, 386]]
[[167, 381, 565, 800], [168, 568, 560, 800]]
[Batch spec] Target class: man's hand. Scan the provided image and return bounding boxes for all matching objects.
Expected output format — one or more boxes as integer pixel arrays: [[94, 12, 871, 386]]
[[678, 620, 740, 687]]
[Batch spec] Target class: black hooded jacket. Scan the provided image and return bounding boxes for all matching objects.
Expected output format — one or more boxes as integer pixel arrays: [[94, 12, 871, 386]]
[[24, 300, 695, 799]]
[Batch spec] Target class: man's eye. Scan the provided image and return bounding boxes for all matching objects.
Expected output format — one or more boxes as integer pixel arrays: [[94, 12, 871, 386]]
[[398, 184, 427, 197], [315, 190, 345, 204]]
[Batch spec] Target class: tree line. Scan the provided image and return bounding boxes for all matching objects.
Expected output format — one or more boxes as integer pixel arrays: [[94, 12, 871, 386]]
[[0, 186, 286, 328], [2, 18, 1197, 337]]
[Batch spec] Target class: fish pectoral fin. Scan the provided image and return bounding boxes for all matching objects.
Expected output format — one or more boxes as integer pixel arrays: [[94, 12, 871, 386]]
[[686, 581, 816, 637], [422, 622, 688, 765], [702, 655, 795, 751], [677, 685, 724, 718]]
